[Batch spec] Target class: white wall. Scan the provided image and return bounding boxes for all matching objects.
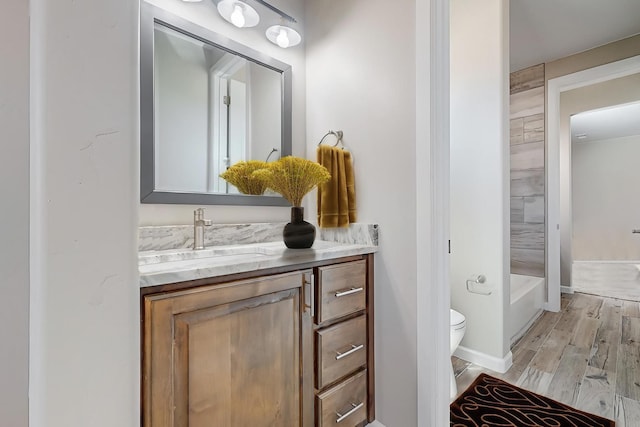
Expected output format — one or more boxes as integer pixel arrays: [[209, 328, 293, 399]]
[[558, 72, 640, 285], [1, 0, 29, 425], [29, 0, 139, 425], [140, 0, 305, 226], [572, 134, 640, 260], [306, 0, 419, 424], [450, 0, 510, 360]]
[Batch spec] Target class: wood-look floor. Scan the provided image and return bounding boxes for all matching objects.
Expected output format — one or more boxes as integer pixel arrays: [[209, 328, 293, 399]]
[[453, 293, 640, 426]]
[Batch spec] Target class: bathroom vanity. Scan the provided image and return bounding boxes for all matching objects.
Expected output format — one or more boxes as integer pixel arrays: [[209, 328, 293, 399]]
[[137, 1, 377, 423], [139, 231, 377, 427]]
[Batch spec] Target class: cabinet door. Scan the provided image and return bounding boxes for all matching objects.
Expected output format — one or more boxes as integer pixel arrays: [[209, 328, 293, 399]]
[[143, 271, 313, 427]]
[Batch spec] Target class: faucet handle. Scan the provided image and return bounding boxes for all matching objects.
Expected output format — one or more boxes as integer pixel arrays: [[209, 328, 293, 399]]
[[203, 219, 212, 226]]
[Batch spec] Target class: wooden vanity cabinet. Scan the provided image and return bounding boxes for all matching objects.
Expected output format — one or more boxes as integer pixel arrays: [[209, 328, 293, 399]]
[[143, 270, 314, 427], [142, 254, 374, 427]]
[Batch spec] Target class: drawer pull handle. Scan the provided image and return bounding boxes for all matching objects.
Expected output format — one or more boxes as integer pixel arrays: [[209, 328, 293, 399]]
[[335, 287, 364, 298], [335, 344, 364, 360], [336, 402, 364, 423]]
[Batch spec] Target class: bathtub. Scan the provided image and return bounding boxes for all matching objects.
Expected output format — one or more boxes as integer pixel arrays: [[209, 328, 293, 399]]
[[509, 274, 545, 345]]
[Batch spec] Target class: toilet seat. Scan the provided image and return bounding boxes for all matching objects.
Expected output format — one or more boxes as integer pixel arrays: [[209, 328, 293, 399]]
[[449, 308, 467, 400], [450, 309, 466, 329]]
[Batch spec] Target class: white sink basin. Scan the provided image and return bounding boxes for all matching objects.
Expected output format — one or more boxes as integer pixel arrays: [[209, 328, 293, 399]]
[[139, 242, 284, 266]]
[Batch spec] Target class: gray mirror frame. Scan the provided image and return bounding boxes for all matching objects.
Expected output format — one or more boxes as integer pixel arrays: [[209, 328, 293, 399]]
[[140, 1, 292, 206]]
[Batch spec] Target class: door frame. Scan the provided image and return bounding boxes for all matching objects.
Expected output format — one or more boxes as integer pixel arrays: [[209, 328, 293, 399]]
[[209, 54, 248, 192], [417, 0, 450, 426], [546, 54, 640, 311]]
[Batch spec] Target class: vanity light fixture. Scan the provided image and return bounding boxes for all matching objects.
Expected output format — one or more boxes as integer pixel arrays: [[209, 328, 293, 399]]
[[217, 0, 260, 28], [253, 0, 301, 49], [214, 0, 302, 48], [266, 25, 301, 48]]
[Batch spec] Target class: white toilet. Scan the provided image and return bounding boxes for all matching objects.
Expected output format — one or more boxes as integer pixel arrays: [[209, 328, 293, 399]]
[[450, 309, 466, 399]]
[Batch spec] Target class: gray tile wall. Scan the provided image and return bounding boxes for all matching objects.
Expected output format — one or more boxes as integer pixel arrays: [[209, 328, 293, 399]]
[[510, 64, 546, 277]]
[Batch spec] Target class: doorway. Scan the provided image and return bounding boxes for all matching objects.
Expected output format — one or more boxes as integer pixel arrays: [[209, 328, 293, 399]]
[[547, 55, 640, 307], [569, 101, 640, 300]]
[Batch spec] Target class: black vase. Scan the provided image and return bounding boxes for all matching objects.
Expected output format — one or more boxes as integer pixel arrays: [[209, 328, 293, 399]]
[[283, 207, 316, 249]]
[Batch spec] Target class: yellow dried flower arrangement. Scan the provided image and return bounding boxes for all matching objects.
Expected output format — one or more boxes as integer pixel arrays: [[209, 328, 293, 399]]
[[254, 156, 331, 206], [219, 160, 270, 195]]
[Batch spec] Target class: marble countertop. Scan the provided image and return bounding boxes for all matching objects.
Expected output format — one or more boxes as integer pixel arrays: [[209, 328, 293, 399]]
[[139, 240, 377, 288]]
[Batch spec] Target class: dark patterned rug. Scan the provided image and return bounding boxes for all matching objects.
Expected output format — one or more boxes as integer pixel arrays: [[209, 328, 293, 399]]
[[451, 373, 615, 426]]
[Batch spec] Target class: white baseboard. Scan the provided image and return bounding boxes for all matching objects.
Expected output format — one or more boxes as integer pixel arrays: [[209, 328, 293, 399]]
[[561, 286, 574, 294], [366, 421, 386, 427], [454, 346, 513, 374]]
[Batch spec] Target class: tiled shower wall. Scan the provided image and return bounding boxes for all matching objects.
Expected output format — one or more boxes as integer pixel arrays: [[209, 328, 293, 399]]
[[510, 64, 545, 277]]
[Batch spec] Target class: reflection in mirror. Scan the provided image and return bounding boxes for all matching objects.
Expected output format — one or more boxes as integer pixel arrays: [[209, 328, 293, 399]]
[[140, 2, 292, 206], [154, 24, 282, 194]]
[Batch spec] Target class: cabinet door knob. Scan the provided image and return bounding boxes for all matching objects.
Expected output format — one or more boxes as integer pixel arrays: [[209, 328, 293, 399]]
[[304, 274, 314, 316]]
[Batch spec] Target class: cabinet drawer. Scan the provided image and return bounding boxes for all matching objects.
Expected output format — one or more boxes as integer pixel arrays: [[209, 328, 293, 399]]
[[317, 315, 367, 389], [317, 260, 366, 323], [317, 370, 367, 427]]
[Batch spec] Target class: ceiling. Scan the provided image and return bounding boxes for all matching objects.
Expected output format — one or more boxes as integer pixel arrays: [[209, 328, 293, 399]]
[[510, 2, 640, 142], [510, 0, 640, 71], [571, 102, 640, 144]]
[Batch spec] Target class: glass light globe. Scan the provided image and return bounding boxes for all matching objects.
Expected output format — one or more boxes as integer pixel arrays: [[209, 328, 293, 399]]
[[217, 0, 259, 28], [276, 29, 290, 48], [230, 4, 245, 27], [266, 25, 301, 49]]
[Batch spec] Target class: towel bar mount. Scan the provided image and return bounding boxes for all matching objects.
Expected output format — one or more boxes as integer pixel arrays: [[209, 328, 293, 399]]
[[317, 130, 344, 147]]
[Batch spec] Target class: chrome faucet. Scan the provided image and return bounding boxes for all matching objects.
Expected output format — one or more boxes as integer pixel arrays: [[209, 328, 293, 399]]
[[193, 208, 212, 250]]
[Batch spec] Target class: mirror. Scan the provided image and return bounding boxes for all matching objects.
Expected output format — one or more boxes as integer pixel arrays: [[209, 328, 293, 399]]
[[140, 1, 291, 206]]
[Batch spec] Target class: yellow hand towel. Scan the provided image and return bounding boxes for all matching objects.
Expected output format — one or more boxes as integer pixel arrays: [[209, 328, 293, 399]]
[[317, 145, 357, 228]]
